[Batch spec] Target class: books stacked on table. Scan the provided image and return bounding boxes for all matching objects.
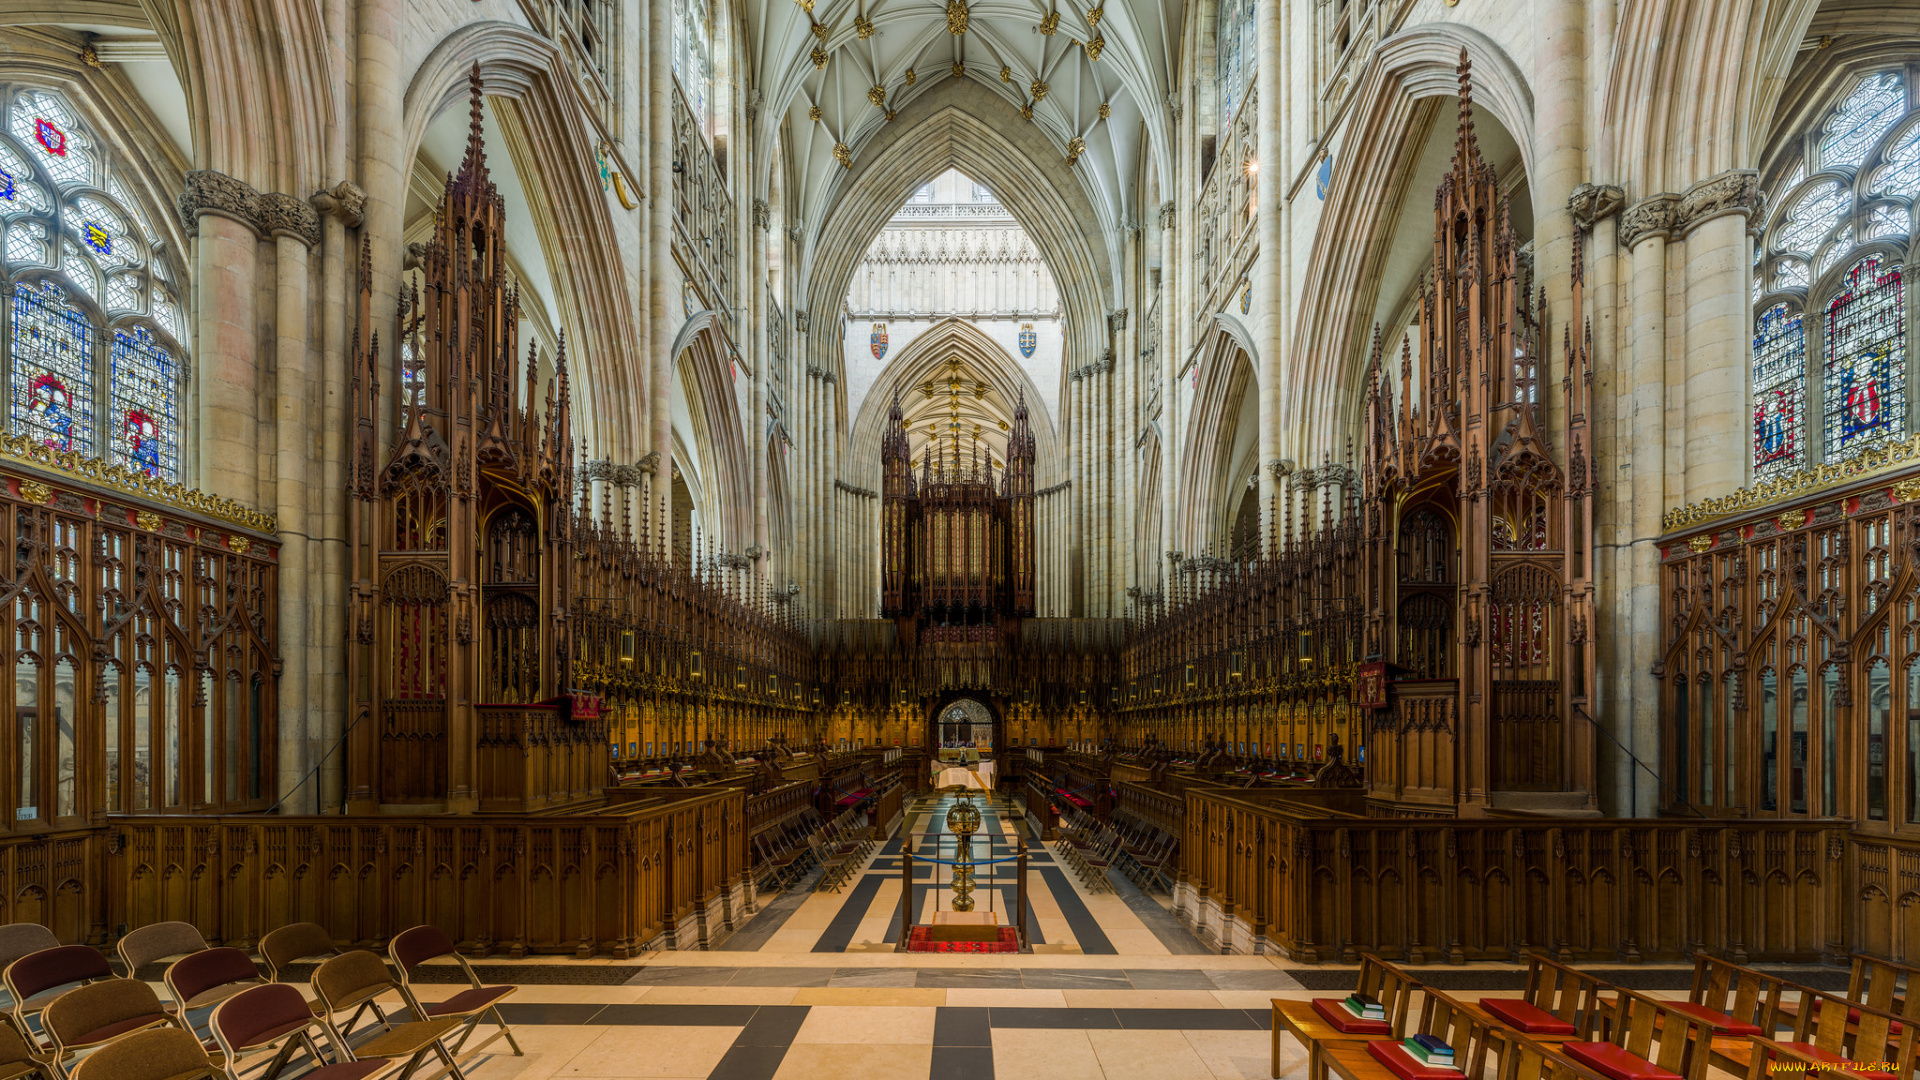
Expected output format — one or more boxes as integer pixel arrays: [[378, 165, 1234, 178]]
[[1342, 993, 1387, 1022], [1402, 1035, 1459, 1072]]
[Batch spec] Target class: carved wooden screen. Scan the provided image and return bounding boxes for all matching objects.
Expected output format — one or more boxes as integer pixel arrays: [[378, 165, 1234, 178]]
[[1661, 485, 1920, 823], [0, 476, 277, 823]]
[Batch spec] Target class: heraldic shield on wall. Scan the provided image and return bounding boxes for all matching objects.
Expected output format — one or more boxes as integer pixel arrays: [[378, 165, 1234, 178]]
[[1019, 322, 1036, 358], [871, 322, 887, 360]]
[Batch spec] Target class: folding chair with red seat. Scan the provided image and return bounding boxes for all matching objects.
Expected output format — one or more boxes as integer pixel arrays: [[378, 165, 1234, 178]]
[[210, 983, 392, 1080], [3, 948, 113, 1041], [386, 927, 520, 1059], [68, 1028, 218, 1080], [40, 978, 192, 1079]]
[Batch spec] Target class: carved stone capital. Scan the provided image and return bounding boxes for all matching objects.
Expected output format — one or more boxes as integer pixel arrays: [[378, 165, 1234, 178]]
[[1158, 200, 1177, 230], [177, 170, 261, 238], [1617, 193, 1682, 250], [609, 464, 644, 488], [786, 224, 803, 243], [1269, 458, 1293, 479], [259, 192, 321, 247], [637, 451, 661, 475], [1679, 169, 1764, 235], [1567, 183, 1625, 229], [579, 458, 612, 482], [794, 309, 810, 333], [309, 180, 367, 228], [1109, 308, 1128, 332], [752, 198, 770, 231]]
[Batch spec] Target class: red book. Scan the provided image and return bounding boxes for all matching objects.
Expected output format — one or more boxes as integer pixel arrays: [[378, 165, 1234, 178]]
[[1312, 997, 1391, 1035], [1366, 1040, 1461, 1080]]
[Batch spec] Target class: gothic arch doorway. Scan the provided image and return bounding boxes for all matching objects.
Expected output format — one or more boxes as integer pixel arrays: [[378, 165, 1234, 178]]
[[925, 694, 1002, 755]]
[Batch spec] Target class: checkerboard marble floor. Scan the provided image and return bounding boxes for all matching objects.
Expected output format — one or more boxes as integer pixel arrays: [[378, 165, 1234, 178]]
[[330, 796, 1724, 1080]]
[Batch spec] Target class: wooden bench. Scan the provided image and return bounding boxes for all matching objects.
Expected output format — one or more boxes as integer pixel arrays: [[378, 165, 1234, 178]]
[[1496, 1031, 1619, 1080], [1707, 966, 1915, 1080], [1555, 987, 1719, 1080], [1315, 989, 1494, 1080], [1776, 952, 1919, 1033], [1457, 952, 1615, 1045], [1271, 955, 1420, 1080]]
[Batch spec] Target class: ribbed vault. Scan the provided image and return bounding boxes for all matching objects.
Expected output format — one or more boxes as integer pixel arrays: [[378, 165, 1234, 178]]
[[845, 318, 1064, 493], [803, 77, 1117, 425]]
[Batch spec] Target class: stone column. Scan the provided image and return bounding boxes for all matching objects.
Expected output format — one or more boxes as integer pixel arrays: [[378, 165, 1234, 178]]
[[648, 0, 675, 549], [310, 182, 362, 815], [266, 200, 321, 811], [1159, 203, 1178, 595], [751, 201, 771, 581], [184, 175, 260, 504], [1533, 0, 1587, 436], [1680, 174, 1760, 502], [356, 0, 402, 445], [1253, 12, 1283, 534], [1622, 196, 1676, 817]]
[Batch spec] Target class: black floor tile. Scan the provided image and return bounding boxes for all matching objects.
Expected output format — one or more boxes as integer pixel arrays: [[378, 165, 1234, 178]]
[[591, 1003, 760, 1026], [930, 1045, 994, 1080], [1243, 1009, 1275, 1030], [1112, 1008, 1259, 1030], [705, 1043, 792, 1080], [987, 1007, 1122, 1029], [1205, 970, 1303, 991], [828, 968, 919, 988], [933, 1006, 993, 1046], [1037, 867, 1116, 954], [736, 1005, 811, 1045], [497, 1003, 604, 1025], [812, 873, 888, 952]]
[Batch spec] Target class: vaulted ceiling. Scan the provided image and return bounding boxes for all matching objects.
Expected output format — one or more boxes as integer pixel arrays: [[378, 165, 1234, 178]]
[[751, 0, 1181, 240]]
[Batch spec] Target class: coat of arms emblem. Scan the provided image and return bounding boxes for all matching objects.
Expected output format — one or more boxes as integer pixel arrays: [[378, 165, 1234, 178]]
[[1018, 323, 1036, 358], [871, 323, 888, 360]]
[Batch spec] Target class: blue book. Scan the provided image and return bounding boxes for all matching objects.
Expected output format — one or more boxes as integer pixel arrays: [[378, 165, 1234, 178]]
[[1409, 1036, 1452, 1056]]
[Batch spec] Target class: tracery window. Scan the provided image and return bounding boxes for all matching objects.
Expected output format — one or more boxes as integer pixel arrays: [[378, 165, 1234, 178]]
[[1215, 0, 1255, 134], [673, 0, 714, 138], [0, 85, 183, 481], [1754, 70, 1916, 475]]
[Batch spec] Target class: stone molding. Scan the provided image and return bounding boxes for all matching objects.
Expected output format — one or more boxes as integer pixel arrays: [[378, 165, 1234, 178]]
[[1617, 170, 1763, 250], [1567, 183, 1625, 230], [178, 170, 320, 247], [1617, 193, 1681, 250], [309, 181, 367, 229]]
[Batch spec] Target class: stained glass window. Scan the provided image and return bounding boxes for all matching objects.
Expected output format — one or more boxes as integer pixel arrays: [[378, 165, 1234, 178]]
[[109, 326, 176, 478], [1823, 255, 1905, 461], [10, 280, 93, 455], [1754, 304, 1806, 477], [8, 91, 90, 187], [1774, 183, 1849, 254], [1821, 73, 1904, 170], [0, 86, 184, 482], [1756, 68, 1920, 476], [1218, 0, 1256, 134], [1873, 121, 1920, 197], [673, 0, 713, 137]]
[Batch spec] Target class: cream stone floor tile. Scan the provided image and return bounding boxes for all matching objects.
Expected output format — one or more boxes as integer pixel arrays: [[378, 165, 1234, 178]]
[[1103, 929, 1173, 954], [635, 986, 799, 1005], [992, 1029, 1103, 1080], [462, 1023, 609, 1080], [762, 926, 827, 952], [789, 987, 947, 1006], [508, 985, 652, 1004], [791, 1004, 939, 1044], [776, 903, 844, 929], [771, 1042, 934, 1080], [1185, 1029, 1287, 1080], [1212, 990, 1291, 1009], [1089, 1029, 1216, 1080], [943, 988, 1069, 1007], [557, 1026, 742, 1077], [1062, 989, 1225, 1009]]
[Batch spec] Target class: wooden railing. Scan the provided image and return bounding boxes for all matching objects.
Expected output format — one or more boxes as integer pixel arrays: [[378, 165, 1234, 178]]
[[1114, 781, 1183, 837], [1180, 785, 1848, 963], [108, 788, 745, 957]]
